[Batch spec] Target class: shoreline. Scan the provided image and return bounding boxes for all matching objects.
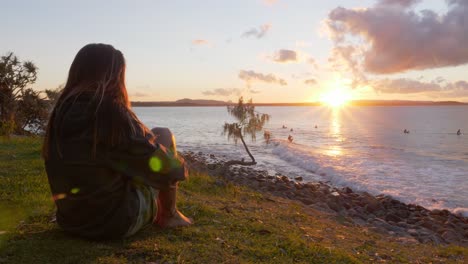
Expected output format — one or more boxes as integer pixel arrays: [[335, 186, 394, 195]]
[[182, 150, 468, 246]]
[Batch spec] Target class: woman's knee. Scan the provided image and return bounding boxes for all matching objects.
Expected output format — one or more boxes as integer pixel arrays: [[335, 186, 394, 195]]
[[151, 127, 175, 150]]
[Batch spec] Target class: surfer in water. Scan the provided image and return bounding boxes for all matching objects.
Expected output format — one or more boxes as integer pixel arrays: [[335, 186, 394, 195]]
[[287, 135, 293, 143], [457, 129, 461, 135]]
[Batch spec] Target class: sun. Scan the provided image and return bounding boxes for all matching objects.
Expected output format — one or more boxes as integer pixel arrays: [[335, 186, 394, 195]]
[[320, 88, 352, 107]]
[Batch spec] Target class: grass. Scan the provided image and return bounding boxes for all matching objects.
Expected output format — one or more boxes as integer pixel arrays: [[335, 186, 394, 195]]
[[0, 137, 467, 263]]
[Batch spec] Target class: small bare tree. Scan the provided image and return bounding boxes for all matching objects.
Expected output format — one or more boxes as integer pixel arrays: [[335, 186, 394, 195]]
[[223, 97, 270, 167]]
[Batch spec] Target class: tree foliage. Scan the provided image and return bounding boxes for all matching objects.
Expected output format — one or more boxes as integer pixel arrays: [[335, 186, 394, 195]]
[[223, 97, 270, 167], [45, 85, 63, 105], [0, 52, 39, 135], [0, 52, 42, 135], [16, 88, 49, 134]]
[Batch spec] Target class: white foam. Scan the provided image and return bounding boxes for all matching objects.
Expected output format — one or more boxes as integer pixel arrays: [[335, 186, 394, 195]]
[[453, 208, 468, 217], [269, 140, 468, 215]]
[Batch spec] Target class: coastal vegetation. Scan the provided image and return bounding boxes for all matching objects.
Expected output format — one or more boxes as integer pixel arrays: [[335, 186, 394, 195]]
[[0, 53, 61, 136], [223, 97, 270, 167], [1, 137, 466, 263]]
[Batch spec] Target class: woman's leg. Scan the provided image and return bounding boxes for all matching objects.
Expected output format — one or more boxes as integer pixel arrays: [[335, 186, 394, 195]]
[[151, 127, 193, 228]]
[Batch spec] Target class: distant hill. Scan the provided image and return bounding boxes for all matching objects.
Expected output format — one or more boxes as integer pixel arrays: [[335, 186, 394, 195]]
[[349, 100, 467, 106], [131, 99, 467, 107], [174, 98, 230, 105], [132, 98, 230, 107]]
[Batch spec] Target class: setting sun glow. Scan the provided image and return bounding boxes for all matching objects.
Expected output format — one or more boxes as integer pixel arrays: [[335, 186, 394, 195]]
[[320, 88, 352, 107]]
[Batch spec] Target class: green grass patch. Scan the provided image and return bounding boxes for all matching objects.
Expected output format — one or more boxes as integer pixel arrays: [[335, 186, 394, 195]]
[[0, 137, 467, 263]]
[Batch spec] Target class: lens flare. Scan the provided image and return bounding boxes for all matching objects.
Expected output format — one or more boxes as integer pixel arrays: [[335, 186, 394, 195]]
[[52, 193, 67, 201], [149, 156, 163, 172]]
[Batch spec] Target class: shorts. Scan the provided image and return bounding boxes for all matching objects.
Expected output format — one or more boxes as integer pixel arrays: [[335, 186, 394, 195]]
[[125, 183, 159, 237]]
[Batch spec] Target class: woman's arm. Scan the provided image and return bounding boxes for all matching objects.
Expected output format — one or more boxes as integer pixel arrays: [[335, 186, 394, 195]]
[[105, 132, 188, 190]]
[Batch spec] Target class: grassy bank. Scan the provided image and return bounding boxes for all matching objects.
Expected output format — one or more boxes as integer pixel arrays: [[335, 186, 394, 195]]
[[0, 137, 466, 263]]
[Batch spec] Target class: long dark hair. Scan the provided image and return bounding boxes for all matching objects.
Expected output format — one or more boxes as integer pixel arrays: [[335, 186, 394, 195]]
[[43, 43, 152, 159]]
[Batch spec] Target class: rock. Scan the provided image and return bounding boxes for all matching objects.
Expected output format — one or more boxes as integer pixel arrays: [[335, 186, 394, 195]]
[[343, 187, 353, 194], [207, 163, 217, 170], [430, 209, 443, 216], [304, 183, 319, 191], [299, 198, 315, 205], [342, 201, 352, 210], [419, 219, 434, 230], [364, 199, 382, 213], [385, 214, 402, 223], [441, 230, 459, 242], [295, 176, 303, 181], [294, 182, 303, 189], [394, 209, 410, 219]]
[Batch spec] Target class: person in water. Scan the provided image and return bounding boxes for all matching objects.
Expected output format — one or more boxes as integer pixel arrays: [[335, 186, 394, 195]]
[[457, 129, 461, 135], [42, 43, 193, 240], [288, 135, 293, 143], [263, 130, 271, 143]]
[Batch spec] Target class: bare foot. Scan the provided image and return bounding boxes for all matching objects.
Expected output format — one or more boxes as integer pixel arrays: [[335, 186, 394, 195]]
[[156, 210, 193, 228]]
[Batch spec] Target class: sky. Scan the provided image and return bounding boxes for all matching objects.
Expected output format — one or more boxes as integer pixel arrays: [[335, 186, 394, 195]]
[[1, 0, 468, 103]]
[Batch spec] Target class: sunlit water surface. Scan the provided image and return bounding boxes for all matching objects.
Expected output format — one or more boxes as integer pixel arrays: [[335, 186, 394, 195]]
[[134, 106, 468, 216]]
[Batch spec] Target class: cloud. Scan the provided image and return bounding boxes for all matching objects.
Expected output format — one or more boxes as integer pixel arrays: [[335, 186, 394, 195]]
[[192, 39, 209, 45], [454, 80, 468, 90], [371, 78, 443, 94], [238, 70, 287, 87], [129, 91, 151, 98], [242, 24, 271, 39], [376, 0, 421, 7], [327, 0, 468, 74], [304, 79, 317, 85], [445, 80, 468, 97], [271, 49, 298, 63], [370, 78, 468, 97], [202, 88, 242, 97], [262, 0, 278, 6]]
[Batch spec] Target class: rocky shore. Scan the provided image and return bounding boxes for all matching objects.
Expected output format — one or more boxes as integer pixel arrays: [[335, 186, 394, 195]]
[[182, 151, 468, 247]]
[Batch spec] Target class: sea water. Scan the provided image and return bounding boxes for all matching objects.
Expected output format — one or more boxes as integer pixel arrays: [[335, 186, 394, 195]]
[[134, 106, 468, 216]]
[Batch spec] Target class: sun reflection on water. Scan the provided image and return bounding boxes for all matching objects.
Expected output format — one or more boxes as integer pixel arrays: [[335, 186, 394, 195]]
[[325, 108, 345, 157]]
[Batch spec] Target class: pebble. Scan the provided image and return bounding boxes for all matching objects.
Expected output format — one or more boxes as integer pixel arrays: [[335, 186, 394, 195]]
[[182, 151, 468, 246]]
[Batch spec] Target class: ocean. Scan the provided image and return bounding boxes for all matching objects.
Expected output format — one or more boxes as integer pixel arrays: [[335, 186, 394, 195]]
[[134, 106, 468, 216]]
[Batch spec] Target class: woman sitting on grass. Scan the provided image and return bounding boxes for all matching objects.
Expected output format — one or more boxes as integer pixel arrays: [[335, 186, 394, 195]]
[[42, 43, 193, 240]]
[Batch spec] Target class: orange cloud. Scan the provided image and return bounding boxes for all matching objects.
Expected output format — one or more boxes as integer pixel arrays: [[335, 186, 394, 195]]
[[327, 0, 468, 74], [192, 39, 209, 45], [271, 49, 298, 63], [202, 88, 243, 97], [238, 70, 287, 87], [262, 0, 278, 6]]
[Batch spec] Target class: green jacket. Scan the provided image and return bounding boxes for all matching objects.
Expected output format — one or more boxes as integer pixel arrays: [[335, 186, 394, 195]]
[[45, 99, 187, 239]]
